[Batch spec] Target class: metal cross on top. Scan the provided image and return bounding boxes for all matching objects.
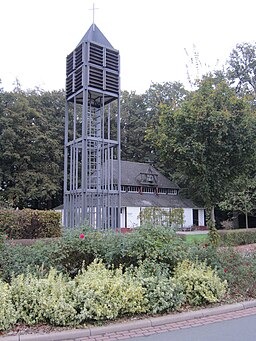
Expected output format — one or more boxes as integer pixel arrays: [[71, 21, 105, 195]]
[[89, 3, 99, 31]]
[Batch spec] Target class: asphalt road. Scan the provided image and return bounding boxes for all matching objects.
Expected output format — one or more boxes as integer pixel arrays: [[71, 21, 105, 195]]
[[125, 314, 256, 341]]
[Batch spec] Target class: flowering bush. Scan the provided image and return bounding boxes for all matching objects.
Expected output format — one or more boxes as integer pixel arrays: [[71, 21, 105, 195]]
[[106, 225, 187, 269], [173, 259, 228, 306], [216, 250, 256, 298]]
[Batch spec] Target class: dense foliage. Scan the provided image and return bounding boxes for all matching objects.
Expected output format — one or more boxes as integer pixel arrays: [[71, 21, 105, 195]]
[[0, 225, 187, 281], [0, 88, 65, 209], [0, 226, 232, 331], [218, 229, 256, 246], [0, 209, 61, 239], [146, 75, 256, 229], [1, 225, 256, 331], [173, 259, 227, 306]]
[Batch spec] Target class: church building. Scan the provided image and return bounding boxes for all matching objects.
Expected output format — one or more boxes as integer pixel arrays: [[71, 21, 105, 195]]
[[117, 161, 205, 229]]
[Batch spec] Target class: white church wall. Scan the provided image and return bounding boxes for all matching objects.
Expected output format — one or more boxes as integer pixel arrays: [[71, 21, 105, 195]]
[[198, 209, 205, 226], [126, 207, 141, 228], [120, 207, 126, 228], [183, 208, 193, 228], [122, 206, 201, 229], [59, 205, 205, 229]]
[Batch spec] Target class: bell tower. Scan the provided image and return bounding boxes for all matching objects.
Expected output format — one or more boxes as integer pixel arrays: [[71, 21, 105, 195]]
[[63, 24, 121, 229]]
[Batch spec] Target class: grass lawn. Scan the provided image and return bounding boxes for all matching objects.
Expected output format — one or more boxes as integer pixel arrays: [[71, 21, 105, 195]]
[[181, 233, 209, 244]]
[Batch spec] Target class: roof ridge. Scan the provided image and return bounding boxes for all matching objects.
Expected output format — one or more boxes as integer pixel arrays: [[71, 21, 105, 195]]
[[77, 24, 114, 48]]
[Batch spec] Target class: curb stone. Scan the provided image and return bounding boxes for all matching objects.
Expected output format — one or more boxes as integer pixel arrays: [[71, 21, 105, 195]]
[[1, 300, 256, 341]]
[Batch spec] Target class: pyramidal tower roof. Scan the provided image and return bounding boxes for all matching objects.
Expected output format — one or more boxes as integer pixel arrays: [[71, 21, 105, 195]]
[[77, 24, 113, 48]]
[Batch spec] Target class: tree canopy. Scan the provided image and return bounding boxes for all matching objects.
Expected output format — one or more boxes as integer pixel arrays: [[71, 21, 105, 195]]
[[146, 75, 256, 225], [226, 42, 256, 97], [0, 88, 65, 209]]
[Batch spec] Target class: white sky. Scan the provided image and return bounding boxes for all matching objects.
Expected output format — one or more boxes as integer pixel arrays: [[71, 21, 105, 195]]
[[0, 0, 255, 94]]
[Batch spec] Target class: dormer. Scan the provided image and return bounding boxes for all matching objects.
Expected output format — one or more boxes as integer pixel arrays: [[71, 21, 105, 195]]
[[136, 167, 158, 186]]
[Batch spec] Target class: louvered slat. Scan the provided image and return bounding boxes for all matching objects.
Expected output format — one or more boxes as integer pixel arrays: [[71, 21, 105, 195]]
[[106, 49, 119, 71], [75, 44, 83, 69], [106, 71, 119, 93], [89, 43, 103, 66], [89, 66, 103, 89], [66, 52, 74, 76], [66, 74, 73, 97], [75, 67, 83, 92]]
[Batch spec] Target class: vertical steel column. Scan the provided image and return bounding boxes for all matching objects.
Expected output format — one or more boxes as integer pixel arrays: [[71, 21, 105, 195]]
[[117, 94, 121, 231], [63, 101, 69, 228]]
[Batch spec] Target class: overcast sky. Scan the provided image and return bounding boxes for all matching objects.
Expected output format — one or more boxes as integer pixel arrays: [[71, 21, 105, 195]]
[[0, 0, 255, 94]]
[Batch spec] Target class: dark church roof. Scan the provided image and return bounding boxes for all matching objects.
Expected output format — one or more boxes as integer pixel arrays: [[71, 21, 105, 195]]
[[115, 161, 179, 189], [117, 161, 202, 209], [121, 192, 200, 209], [55, 161, 202, 210], [77, 24, 113, 48]]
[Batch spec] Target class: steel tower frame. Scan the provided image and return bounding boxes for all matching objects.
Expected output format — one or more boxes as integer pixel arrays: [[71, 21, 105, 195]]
[[63, 24, 121, 229]]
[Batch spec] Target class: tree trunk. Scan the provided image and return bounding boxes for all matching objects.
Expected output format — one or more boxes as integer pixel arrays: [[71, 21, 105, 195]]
[[211, 206, 216, 226], [206, 206, 216, 229], [245, 212, 249, 229]]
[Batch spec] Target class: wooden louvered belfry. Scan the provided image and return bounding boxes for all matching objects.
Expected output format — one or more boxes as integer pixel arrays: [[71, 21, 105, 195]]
[[63, 24, 121, 229]]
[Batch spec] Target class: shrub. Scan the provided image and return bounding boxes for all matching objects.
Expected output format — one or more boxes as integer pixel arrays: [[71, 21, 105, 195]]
[[0, 280, 17, 331], [10, 269, 77, 326], [0, 240, 61, 282], [216, 249, 256, 298], [0, 224, 189, 281], [73, 260, 146, 322], [219, 229, 256, 246], [128, 259, 184, 314], [51, 227, 106, 276], [0, 227, 104, 281], [116, 225, 188, 271], [173, 259, 228, 306], [6, 261, 146, 328], [50, 225, 188, 276], [187, 242, 220, 268], [0, 230, 8, 254], [0, 209, 61, 239]]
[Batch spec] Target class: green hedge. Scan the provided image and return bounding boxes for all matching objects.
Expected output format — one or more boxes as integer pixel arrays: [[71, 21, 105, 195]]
[[0, 225, 188, 281], [0, 209, 61, 239], [219, 228, 256, 246]]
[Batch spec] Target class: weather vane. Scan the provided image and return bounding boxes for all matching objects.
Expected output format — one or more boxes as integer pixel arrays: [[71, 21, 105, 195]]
[[89, 3, 99, 31]]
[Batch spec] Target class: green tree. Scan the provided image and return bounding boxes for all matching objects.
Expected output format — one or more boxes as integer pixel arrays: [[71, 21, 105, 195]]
[[118, 84, 188, 166], [147, 75, 256, 231], [226, 42, 256, 97], [220, 176, 256, 229], [0, 88, 65, 209], [120, 90, 150, 162], [143, 82, 188, 171], [145, 81, 188, 111]]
